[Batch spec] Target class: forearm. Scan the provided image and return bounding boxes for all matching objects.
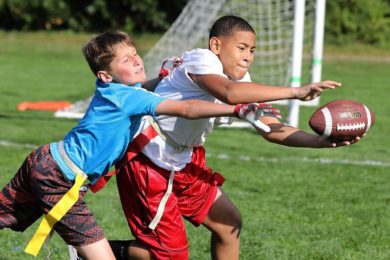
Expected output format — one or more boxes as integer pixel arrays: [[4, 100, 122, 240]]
[[192, 74, 340, 104], [260, 123, 326, 148], [181, 100, 235, 119], [191, 74, 298, 104], [155, 99, 236, 119], [226, 82, 297, 104]]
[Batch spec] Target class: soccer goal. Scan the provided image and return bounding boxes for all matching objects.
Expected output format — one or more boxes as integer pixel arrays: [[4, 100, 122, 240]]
[[143, 0, 326, 127], [55, 0, 326, 128]]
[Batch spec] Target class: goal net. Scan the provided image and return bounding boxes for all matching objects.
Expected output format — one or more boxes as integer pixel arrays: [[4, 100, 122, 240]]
[[143, 0, 321, 127], [55, 0, 324, 127], [144, 0, 311, 86]]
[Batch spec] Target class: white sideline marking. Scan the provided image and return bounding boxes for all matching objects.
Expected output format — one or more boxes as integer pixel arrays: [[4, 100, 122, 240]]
[[0, 140, 37, 149], [207, 153, 390, 168], [1, 139, 388, 168]]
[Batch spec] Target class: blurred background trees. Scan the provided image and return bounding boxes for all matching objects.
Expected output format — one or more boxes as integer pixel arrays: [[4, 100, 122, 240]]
[[0, 0, 187, 32], [0, 0, 389, 46], [326, 0, 390, 46]]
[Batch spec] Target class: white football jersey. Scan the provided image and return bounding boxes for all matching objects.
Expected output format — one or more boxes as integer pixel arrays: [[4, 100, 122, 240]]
[[140, 48, 251, 170]]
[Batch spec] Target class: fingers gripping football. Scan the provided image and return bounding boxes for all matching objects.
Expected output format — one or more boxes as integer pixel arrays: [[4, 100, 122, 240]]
[[234, 103, 282, 132]]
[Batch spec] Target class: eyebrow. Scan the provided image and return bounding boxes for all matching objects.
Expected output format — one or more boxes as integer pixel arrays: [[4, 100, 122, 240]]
[[119, 54, 129, 59], [119, 49, 136, 59], [238, 42, 256, 49]]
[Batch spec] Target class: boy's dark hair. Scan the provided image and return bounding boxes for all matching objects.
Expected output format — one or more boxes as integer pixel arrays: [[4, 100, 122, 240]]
[[82, 30, 135, 75], [209, 15, 255, 39]]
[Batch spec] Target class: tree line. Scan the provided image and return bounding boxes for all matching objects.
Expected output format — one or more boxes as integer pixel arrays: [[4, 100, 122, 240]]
[[0, 0, 389, 46]]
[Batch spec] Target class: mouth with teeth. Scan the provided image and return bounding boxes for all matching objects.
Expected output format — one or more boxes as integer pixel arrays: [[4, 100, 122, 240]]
[[135, 67, 144, 75]]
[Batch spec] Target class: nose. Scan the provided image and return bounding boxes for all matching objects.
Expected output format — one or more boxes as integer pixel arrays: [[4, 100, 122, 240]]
[[243, 51, 253, 64], [132, 56, 140, 66]]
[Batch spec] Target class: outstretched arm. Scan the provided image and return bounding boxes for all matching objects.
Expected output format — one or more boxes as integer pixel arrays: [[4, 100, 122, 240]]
[[154, 99, 236, 119], [256, 116, 357, 148], [155, 100, 276, 133], [190, 73, 341, 104]]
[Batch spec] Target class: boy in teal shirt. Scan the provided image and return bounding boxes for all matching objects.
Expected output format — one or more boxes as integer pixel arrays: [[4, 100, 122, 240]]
[[0, 30, 264, 259]]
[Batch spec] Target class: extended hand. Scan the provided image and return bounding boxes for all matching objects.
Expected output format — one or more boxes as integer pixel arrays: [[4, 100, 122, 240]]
[[234, 103, 282, 132], [296, 80, 342, 101]]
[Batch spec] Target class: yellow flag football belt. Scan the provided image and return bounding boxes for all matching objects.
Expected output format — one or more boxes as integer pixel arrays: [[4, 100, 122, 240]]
[[25, 141, 87, 257]]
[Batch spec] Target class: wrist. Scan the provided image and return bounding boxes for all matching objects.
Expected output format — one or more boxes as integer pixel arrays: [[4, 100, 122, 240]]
[[291, 87, 299, 99]]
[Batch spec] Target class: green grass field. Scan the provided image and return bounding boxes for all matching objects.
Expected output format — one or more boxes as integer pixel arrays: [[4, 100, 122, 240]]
[[0, 31, 389, 259]]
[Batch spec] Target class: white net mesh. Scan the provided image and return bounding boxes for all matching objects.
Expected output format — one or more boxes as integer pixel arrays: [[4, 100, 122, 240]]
[[144, 0, 315, 86]]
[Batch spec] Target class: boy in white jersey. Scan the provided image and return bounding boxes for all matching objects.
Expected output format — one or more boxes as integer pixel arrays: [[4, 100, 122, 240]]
[[114, 16, 357, 260], [0, 30, 265, 259]]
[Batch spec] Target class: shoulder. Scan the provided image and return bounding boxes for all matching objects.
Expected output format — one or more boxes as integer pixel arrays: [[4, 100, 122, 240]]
[[181, 48, 223, 75], [119, 84, 162, 100], [182, 48, 219, 65], [100, 82, 163, 106]]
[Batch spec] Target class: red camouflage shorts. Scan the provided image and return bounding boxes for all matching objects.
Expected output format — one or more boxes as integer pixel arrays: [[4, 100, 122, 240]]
[[116, 146, 224, 260], [0, 144, 105, 246]]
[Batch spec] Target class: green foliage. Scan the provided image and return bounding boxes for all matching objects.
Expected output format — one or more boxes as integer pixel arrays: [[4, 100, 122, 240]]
[[0, 0, 188, 32], [0, 0, 389, 46], [326, 0, 390, 46]]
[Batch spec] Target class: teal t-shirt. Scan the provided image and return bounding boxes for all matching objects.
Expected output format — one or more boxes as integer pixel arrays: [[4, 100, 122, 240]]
[[50, 80, 165, 184]]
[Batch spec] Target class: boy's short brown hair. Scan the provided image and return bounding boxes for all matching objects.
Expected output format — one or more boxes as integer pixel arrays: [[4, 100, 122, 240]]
[[82, 30, 135, 75]]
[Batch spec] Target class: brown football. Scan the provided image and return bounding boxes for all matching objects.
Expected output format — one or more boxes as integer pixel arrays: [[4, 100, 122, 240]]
[[309, 100, 375, 141]]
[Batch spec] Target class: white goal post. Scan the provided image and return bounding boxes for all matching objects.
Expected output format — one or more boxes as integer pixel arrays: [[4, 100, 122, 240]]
[[287, 0, 326, 127], [55, 0, 326, 128]]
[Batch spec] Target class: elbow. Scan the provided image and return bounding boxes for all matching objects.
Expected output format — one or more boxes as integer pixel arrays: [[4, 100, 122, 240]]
[[224, 86, 240, 104], [224, 94, 239, 105]]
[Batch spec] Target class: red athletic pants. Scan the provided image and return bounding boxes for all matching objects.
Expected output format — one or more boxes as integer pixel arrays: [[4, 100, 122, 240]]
[[116, 146, 224, 259]]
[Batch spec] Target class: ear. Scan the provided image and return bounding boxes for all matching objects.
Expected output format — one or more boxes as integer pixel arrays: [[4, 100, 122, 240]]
[[97, 70, 113, 83], [209, 37, 221, 55]]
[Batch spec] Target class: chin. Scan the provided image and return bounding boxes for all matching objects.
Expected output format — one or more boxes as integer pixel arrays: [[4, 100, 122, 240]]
[[140, 77, 147, 83], [230, 73, 246, 81], [133, 75, 146, 84]]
